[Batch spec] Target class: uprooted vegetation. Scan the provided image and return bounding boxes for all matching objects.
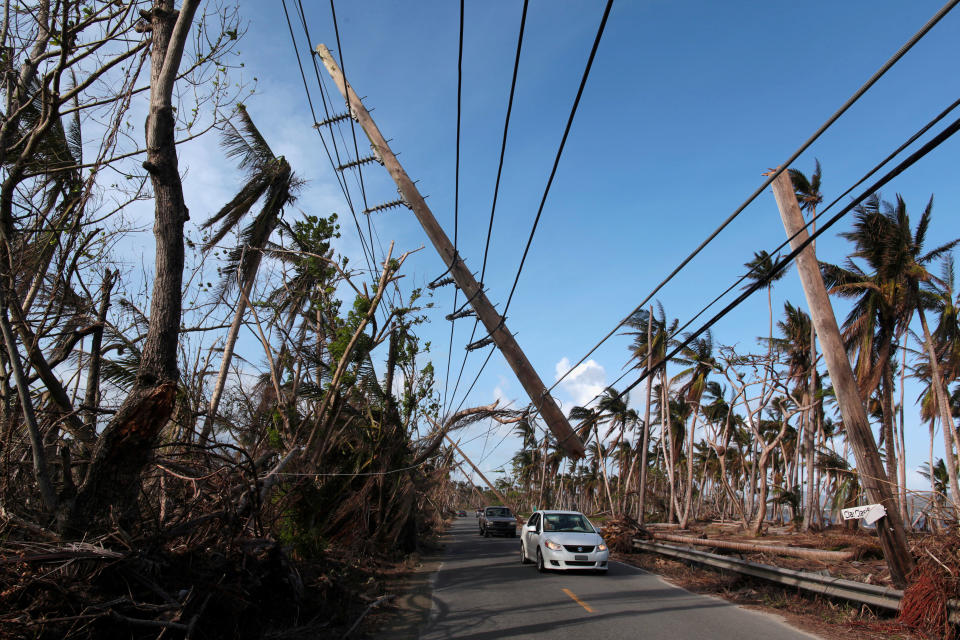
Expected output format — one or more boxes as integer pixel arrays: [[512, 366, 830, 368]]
[[0, 2, 503, 636]]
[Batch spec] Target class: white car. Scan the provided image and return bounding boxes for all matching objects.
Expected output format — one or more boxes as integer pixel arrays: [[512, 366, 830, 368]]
[[520, 510, 608, 574]]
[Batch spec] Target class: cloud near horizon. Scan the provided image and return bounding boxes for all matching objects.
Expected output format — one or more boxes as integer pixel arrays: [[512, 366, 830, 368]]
[[554, 357, 606, 408]]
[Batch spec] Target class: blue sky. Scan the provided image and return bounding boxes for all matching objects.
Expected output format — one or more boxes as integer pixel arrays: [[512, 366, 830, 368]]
[[179, 1, 960, 490]]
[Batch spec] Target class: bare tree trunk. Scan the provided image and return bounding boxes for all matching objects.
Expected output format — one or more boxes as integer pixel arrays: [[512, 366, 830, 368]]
[[802, 390, 815, 531], [64, 0, 200, 533], [680, 406, 700, 528], [199, 277, 253, 445], [0, 286, 56, 512], [661, 374, 678, 523], [881, 361, 899, 513], [928, 418, 940, 532], [594, 424, 616, 515], [897, 332, 909, 525], [537, 435, 548, 509], [82, 270, 116, 439], [917, 308, 960, 513], [637, 306, 653, 524]]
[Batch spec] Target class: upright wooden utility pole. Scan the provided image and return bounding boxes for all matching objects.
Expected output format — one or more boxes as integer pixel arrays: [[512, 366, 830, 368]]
[[770, 170, 914, 588], [317, 43, 584, 459]]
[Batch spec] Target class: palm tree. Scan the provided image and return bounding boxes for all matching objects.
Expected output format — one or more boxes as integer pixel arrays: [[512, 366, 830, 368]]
[[920, 256, 960, 511], [569, 405, 616, 514], [674, 330, 716, 527], [823, 193, 959, 512], [918, 458, 950, 525], [624, 303, 678, 522], [596, 387, 639, 512], [744, 250, 788, 355], [199, 105, 300, 445], [772, 301, 819, 528]]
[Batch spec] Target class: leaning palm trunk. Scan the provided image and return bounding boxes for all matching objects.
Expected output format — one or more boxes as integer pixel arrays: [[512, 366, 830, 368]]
[[927, 418, 940, 532], [802, 391, 815, 531], [637, 306, 654, 524], [881, 361, 899, 513], [661, 374, 681, 522], [918, 308, 960, 513], [679, 406, 700, 528], [594, 425, 616, 515], [197, 106, 296, 445], [200, 269, 257, 445], [897, 333, 909, 524], [621, 444, 638, 515]]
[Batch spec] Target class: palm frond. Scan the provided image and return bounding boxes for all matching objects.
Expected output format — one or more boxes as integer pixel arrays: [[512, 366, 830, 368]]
[[220, 104, 275, 174]]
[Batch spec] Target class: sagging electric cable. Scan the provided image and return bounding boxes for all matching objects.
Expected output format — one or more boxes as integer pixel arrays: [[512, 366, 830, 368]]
[[549, 0, 960, 396], [616, 112, 960, 401]]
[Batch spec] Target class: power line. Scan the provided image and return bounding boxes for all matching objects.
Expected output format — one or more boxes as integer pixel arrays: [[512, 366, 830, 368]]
[[328, 0, 379, 267], [549, 0, 960, 396], [617, 112, 960, 400], [446, 0, 614, 419], [662, 95, 960, 357], [479, 0, 529, 285], [567, 94, 960, 413], [501, 0, 614, 317], [442, 0, 466, 418], [445, 0, 530, 417], [281, 0, 376, 278], [293, 0, 403, 321]]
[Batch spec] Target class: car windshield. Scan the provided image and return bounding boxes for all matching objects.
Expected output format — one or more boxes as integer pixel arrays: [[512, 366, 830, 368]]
[[485, 508, 512, 517], [542, 514, 594, 533]]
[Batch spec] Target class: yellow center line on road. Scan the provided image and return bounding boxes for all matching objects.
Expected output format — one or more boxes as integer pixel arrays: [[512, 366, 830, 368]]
[[562, 588, 595, 613]]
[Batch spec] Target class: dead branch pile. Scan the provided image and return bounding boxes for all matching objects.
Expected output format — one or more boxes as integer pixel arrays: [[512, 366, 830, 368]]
[[898, 532, 960, 640], [0, 520, 417, 640], [602, 515, 644, 553]]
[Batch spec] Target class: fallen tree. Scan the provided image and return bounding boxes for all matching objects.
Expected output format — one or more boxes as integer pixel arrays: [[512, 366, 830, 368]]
[[647, 531, 855, 561]]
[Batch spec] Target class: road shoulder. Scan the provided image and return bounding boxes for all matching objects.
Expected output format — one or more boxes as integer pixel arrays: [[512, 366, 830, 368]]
[[366, 537, 448, 639]]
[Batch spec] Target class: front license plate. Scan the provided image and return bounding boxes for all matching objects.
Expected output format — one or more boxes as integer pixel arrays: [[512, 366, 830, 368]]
[[575, 555, 588, 561]]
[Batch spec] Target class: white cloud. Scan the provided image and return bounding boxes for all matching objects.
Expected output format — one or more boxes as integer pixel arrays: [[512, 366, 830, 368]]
[[492, 376, 510, 406], [555, 357, 606, 408]]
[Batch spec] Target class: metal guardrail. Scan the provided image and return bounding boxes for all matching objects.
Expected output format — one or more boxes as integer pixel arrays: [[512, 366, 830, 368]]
[[632, 538, 960, 623]]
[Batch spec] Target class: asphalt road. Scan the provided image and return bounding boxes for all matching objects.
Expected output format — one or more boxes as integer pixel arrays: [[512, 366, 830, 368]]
[[418, 518, 818, 640]]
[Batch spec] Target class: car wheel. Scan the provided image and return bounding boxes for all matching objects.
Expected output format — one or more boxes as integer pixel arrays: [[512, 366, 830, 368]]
[[520, 543, 531, 564], [536, 548, 546, 573]]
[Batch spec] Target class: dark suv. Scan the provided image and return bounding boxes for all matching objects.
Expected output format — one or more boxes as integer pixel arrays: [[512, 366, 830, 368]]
[[479, 506, 517, 538]]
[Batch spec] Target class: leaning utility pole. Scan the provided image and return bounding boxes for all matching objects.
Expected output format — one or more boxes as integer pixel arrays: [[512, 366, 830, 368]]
[[317, 43, 584, 459], [770, 170, 914, 588], [445, 434, 513, 511], [453, 460, 486, 505]]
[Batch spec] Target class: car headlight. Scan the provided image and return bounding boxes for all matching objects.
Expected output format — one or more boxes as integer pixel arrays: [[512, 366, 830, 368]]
[[596, 543, 608, 552], [544, 539, 563, 551]]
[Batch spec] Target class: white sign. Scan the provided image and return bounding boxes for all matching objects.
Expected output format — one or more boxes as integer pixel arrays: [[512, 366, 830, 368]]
[[841, 503, 887, 525]]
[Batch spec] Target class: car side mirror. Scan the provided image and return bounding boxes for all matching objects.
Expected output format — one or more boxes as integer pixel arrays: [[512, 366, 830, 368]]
[[524, 524, 536, 533]]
